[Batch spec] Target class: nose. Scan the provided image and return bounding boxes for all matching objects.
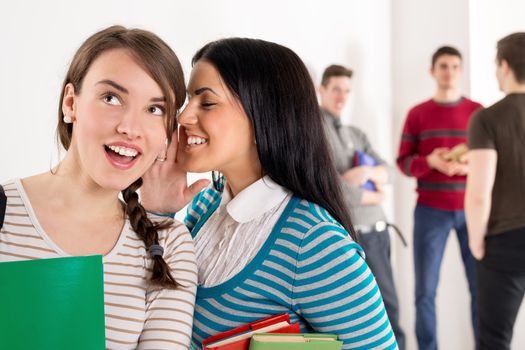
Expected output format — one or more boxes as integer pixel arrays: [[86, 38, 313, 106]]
[[116, 108, 141, 140], [177, 105, 198, 126]]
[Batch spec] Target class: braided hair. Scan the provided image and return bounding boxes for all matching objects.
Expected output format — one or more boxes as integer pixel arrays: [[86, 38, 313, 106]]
[[56, 26, 186, 288], [123, 178, 177, 287]]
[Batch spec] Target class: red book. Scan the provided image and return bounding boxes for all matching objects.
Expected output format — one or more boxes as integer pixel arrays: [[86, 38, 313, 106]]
[[202, 313, 301, 350]]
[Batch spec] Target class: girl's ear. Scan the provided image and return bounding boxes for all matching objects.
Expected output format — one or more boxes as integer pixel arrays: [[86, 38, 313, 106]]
[[62, 83, 77, 121]]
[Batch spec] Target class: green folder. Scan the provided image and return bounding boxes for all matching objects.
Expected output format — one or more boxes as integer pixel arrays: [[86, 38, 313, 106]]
[[249, 333, 343, 350], [0, 255, 106, 350]]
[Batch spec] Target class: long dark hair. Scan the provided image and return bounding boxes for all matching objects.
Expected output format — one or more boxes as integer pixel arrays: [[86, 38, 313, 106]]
[[57, 25, 186, 287], [193, 38, 356, 240]]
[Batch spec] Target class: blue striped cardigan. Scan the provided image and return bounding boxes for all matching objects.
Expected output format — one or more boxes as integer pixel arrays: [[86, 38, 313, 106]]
[[186, 186, 397, 350]]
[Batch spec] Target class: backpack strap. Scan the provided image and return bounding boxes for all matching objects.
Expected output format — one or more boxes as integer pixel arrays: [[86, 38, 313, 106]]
[[0, 185, 6, 229]]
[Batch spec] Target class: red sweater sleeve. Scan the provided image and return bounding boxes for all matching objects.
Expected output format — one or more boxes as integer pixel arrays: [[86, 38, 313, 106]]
[[396, 109, 432, 178]]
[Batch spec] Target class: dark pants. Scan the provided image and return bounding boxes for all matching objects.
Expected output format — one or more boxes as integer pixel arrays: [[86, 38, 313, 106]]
[[478, 228, 525, 350], [359, 228, 406, 350], [413, 204, 478, 350]]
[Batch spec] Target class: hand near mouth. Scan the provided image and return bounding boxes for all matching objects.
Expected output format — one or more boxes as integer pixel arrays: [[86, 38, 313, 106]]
[[141, 130, 210, 215]]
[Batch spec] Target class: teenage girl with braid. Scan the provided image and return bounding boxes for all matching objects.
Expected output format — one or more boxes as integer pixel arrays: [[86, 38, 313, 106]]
[[0, 26, 197, 349]]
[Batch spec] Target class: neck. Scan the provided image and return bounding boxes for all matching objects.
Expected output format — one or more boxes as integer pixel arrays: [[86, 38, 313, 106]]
[[41, 152, 123, 219], [222, 162, 262, 198], [503, 81, 525, 94], [321, 105, 341, 119], [433, 88, 461, 103]]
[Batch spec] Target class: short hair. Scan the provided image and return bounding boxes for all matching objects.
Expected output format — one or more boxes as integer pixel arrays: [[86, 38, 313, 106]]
[[497, 32, 525, 83], [321, 64, 353, 86], [431, 46, 462, 67]]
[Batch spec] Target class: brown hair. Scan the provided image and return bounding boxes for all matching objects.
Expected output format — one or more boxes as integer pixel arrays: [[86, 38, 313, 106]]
[[431, 46, 462, 67], [497, 32, 525, 83], [57, 25, 186, 288], [321, 64, 353, 86]]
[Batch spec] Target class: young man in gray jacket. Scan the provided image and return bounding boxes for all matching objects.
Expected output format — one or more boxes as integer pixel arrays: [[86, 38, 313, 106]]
[[320, 65, 405, 349]]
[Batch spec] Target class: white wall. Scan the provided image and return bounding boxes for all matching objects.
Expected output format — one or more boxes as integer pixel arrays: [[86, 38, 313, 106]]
[[469, 0, 525, 105]]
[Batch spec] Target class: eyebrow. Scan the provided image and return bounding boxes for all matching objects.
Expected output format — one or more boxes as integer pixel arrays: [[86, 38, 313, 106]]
[[97, 79, 166, 102], [193, 87, 219, 96], [97, 79, 129, 94]]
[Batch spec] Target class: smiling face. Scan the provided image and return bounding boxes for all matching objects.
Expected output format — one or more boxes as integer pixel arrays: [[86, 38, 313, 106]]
[[431, 54, 463, 90], [62, 48, 168, 190], [177, 60, 260, 177], [319, 76, 352, 118]]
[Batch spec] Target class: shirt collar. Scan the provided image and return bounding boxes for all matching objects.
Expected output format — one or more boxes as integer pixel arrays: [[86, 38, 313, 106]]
[[222, 176, 289, 223], [431, 96, 465, 107], [321, 107, 342, 129]]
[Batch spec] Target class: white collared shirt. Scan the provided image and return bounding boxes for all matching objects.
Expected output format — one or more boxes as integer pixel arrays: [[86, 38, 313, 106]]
[[194, 176, 291, 287]]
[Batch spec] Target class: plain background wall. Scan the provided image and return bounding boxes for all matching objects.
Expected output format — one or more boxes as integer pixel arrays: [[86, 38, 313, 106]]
[[0, 1, 524, 349]]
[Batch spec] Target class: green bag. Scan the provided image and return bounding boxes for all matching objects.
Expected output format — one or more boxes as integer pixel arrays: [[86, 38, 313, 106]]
[[0, 255, 106, 349]]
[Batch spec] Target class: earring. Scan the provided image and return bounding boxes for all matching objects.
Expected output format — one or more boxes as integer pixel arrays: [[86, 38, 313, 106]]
[[63, 114, 72, 123], [212, 170, 225, 192]]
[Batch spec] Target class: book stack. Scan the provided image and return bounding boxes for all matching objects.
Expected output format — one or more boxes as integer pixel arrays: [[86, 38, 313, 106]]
[[202, 314, 342, 350], [202, 313, 300, 350]]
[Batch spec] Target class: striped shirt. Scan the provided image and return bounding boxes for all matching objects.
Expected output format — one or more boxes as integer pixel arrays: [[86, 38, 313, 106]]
[[186, 186, 398, 350], [0, 179, 198, 349], [396, 97, 482, 210]]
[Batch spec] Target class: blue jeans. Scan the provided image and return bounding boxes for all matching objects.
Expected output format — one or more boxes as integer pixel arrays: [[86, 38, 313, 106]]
[[413, 204, 478, 350]]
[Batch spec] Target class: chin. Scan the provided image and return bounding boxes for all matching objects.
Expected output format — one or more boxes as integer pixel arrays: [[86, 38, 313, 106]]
[[440, 81, 455, 89], [181, 159, 213, 174], [184, 164, 213, 174], [94, 174, 142, 192]]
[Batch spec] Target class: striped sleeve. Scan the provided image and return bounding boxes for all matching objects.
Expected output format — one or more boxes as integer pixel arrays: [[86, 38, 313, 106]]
[[396, 109, 432, 178], [292, 220, 397, 350], [184, 186, 220, 232], [138, 222, 198, 349]]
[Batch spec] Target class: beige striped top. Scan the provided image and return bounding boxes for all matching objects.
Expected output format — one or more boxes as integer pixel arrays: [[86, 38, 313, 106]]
[[0, 179, 197, 349]]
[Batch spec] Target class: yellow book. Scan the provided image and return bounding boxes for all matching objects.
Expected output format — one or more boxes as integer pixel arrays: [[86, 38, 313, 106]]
[[443, 143, 469, 163]]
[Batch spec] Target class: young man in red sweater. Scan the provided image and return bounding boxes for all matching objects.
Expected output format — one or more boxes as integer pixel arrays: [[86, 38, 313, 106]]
[[397, 46, 482, 350]]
